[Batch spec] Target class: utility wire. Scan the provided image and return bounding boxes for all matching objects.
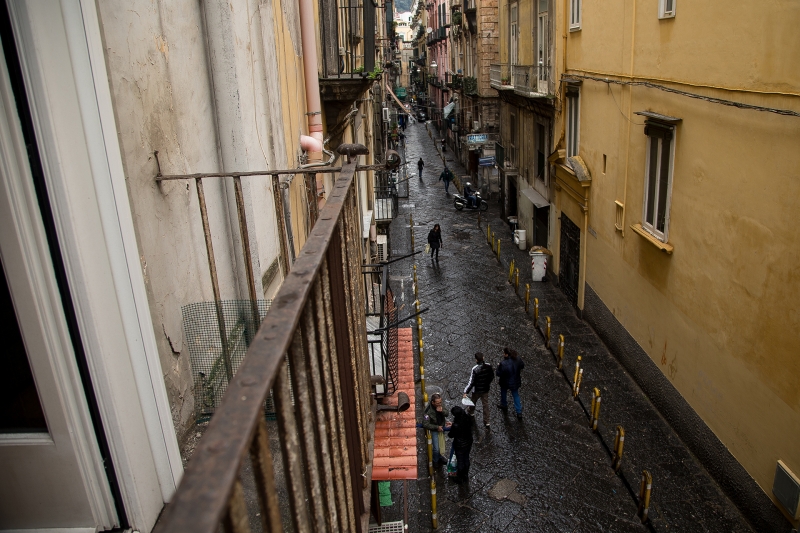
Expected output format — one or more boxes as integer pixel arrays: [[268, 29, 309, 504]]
[[563, 73, 800, 118]]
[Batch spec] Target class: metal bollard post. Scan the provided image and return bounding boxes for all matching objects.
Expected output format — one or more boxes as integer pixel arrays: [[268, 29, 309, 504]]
[[572, 356, 583, 398], [413, 265, 419, 300], [514, 268, 520, 293], [557, 334, 565, 369], [637, 470, 652, 523], [534, 298, 539, 327], [590, 387, 601, 431], [410, 214, 415, 249], [525, 284, 531, 312], [430, 477, 439, 529], [487, 224, 491, 244], [612, 426, 625, 472], [544, 316, 551, 348], [508, 259, 515, 283], [496, 239, 501, 260], [426, 429, 434, 477]]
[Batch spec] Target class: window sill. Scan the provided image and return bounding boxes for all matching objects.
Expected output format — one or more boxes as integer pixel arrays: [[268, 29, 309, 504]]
[[630, 223, 674, 254], [569, 26, 582, 32]]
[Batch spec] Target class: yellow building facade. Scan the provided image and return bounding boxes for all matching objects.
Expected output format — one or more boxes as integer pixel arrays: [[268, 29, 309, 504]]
[[551, 0, 800, 527]]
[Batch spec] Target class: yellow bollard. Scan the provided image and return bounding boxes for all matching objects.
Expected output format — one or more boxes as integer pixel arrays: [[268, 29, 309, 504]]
[[557, 334, 565, 369], [487, 224, 491, 244], [590, 387, 601, 431], [534, 298, 539, 327], [508, 259, 515, 283], [496, 239, 501, 260], [525, 284, 530, 312], [573, 357, 583, 398], [426, 429, 434, 477], [545, 316, 551, 348], [612, 426, 625, 472], [637, 470, 652, 523], [430, 477, 439, 529], [514, 268, 520, 293]]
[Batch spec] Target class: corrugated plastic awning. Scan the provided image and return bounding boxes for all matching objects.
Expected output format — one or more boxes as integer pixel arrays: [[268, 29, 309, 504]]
[[443, 101, 455, 118], [521, 187, 549, 208]]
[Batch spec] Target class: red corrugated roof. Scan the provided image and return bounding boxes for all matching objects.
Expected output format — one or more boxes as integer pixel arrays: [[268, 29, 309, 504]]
[[372, 328, 418, 480]]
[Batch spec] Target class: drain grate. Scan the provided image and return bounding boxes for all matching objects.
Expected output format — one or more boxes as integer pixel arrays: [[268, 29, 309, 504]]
[[368, 521, 405, 533]]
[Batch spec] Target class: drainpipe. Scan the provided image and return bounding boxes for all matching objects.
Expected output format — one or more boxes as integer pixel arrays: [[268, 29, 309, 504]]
[[299, 0, 324, 163]]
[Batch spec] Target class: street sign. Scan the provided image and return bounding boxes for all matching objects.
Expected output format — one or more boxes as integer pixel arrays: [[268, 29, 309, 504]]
[[467, 133, 489, 144], [479, 156, 496, 167]]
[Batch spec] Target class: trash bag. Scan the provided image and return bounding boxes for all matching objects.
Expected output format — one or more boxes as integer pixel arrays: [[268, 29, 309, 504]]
[[446, 447, 457, 474]]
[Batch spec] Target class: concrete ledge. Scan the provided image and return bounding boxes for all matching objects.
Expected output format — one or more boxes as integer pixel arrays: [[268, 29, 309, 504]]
[[582, 283, 792, 533]]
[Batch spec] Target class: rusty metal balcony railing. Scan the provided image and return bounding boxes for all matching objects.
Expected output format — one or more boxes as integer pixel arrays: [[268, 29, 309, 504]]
[[320, 0, 374, 78], [153, 145, 378, 533], [490, 63, 513, 89], [512, 64, 551, 97]]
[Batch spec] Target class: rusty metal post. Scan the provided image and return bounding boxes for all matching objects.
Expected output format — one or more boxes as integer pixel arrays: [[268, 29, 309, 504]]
[[638, 470, 652, 523], [487, 223, 491, 244], [590, 387, 601, 431], [430, 477, 439, 529], [496, 238, 501, 260], [413, 265, 419, 300], [232, 177, 261, 329], [612, 426, 625, 472], [272, 174, 291, 276], [410, 214, 415, 250], [195, 178, 233, 381], [304, 172, 319, 227]]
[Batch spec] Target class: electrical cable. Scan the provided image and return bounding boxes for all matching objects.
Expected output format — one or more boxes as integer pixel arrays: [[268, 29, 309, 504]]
[[563, 73, 800, 119]]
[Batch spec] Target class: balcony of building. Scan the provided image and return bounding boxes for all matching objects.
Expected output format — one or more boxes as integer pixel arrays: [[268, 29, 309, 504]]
[[490, 63, 514, 90], [463, 75, 478, 95], [319, 0, 375, 102], [152, 145, 407, 533], [511, 64, 551, 98]]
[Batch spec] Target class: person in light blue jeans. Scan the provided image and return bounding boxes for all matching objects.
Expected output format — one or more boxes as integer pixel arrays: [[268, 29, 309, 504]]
[[496, 347, 525, 419], [422, 394, 451, 466]]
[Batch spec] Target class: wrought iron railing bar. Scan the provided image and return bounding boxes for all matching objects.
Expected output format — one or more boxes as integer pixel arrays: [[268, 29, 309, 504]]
[[248, 418, 283, 533], [288, 327, 328, 531], [311, 273, 350, 531], [222, 480, 251, 533], [319, 256, 357, 531], [300, 297, 338, 531], [273, 359, 313, 531], [155, 163, 391, 181], [152, 153, 360, 533]]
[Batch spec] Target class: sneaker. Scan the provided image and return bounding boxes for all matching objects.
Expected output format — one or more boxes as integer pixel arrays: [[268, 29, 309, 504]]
[[484, 423, 490, 430], [516, 413, 523, 420]]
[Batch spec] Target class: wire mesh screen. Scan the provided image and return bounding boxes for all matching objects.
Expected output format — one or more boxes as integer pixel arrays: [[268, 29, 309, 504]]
[[182, 300, 272, 418]]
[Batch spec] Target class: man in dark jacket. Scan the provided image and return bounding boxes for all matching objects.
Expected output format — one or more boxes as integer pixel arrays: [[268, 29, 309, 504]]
[[463, 352, 494, 429], [422, 393, 450, 466], [447, 406, 474, 483], [496, 347, 525, 419]]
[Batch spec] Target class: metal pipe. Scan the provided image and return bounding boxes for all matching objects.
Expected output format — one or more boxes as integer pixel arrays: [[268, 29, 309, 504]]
[[613, 426, 625, 472], [233, 177, 261, 324], [545, 316, 551, 348], [638, 470, 652, 523], [525, 284, 530, 312], [298, 0, 324, 162], [534, 298, 539, 327], [590, 387, 601, 431], [195, 178, 233, 381]]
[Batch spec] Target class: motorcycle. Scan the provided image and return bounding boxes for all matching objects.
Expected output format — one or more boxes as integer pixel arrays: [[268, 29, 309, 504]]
[[454, 191, 488, 211]]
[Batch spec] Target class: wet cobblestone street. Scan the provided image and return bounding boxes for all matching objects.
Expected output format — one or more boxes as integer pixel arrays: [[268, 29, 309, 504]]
[[377, 121, 756, 533]]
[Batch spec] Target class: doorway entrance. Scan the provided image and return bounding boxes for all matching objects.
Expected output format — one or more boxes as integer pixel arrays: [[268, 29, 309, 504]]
[[533, 205, 549, 247], [559, 214, 580, 307]]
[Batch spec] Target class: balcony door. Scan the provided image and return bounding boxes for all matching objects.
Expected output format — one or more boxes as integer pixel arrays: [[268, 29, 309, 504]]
[[510, 3, 518, 66], [537, 0, 549, 93], [0, 43, 118, 529]]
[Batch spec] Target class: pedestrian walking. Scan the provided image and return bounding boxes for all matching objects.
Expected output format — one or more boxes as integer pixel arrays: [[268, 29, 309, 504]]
[[417, 157, 424, 179], [496, 347, 525, 419], [427, 224, 442, 260], [447, 405, 474, 484], [439, 166, 453, 194], [422, 393, 451, 467], [462, 352, 494, 429]]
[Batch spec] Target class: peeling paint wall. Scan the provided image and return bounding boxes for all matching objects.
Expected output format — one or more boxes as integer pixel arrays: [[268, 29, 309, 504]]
[[95, 0, 309, 439]]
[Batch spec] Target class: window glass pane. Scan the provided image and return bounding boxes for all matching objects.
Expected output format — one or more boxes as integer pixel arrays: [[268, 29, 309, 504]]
[[1, 259, 47, 433], [645, 137, 659, 226], [656, 137, 671, 232]]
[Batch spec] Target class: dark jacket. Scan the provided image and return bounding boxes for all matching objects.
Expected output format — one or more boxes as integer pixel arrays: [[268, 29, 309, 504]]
[[447, 406, 473, 449], [439, 169, 453, 182], [422, 401, 446, 432], [496, 356, 525, 389], [464, 363, 494, 395], [418, 159, 424, 171], [427, 228, 442, 248]]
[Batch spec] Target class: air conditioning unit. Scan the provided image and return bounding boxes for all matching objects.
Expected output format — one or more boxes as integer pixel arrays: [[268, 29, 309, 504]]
[[376, 235, 388, 262], [382, 107, 390, 122]]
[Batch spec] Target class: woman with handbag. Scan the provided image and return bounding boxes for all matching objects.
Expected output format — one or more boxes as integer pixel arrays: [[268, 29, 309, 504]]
[[427, 224, 442, 260]]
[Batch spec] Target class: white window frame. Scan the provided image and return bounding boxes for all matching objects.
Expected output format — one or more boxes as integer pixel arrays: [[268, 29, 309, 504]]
[[510, 3, 519, 65], [565, 87, 580, 159], [641, 122, 676, 242], [658, 0, 676, 19], [569, 0, 581, 30]]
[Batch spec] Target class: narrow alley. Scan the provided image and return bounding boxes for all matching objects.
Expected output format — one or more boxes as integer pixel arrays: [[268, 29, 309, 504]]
[[378, 121, 756, 532]]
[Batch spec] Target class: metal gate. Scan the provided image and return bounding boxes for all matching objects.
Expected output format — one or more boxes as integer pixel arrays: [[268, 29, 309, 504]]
[[559, 214, 580, 307]]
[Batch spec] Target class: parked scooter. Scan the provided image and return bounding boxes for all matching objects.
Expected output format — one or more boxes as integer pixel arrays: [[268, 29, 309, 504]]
[[454, 190, 488, 211]]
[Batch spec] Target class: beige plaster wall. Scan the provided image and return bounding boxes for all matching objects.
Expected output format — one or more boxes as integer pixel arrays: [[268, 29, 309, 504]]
[[562, 0, 800, 515]]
